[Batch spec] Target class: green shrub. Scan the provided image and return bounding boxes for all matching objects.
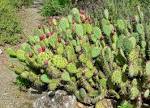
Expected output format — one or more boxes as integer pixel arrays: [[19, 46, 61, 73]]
[[0, 0, 21, 45], [7, 8, 150, 107], [10, 0, 34, 8], [41, 0, 72, 16]]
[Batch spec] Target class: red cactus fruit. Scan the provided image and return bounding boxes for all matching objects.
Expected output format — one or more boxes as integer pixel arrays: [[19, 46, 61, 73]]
[[41, 46, 46, 52], [38, 48, 43, 53], [46, 32, 51, 38], [80, 14, 86, 22], [44, 60, 49, 65], [80, 9, 85, 15], [40, 34, 46, 41], [46, 32, 54, 38], [51, 32, 54, 36]]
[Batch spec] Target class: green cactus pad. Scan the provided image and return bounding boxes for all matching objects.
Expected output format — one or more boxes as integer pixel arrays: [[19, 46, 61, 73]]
[[61, 71, 71, 81], [144, 89, 150, 98], [6, 48, 16, 57], [91, 47, 100, 58], [66, 45, 76, 62], [66, 63, 77, 73], [119, 101, 133, 108], [36, 52, 52, 66], [93, 26, 102, 39], [52, 55, 68, 68], [16, 50, 26, 62], [48, 34, 57, 48], [40, 74, 50, 83], [130, 86, 139, 100], [75, 24, 84, 37], [84, 23, 93, 34], [104, 9, 109, 19], [116, 19, 126, 31], [102, 18, 113, 37], [88, 90, 99, 97], [79, 88, 87, 98], [71, 8, 81, 23], [136, 24, 144, 34], [28, 72, 38, 82], [28, 36, 36, 45], [128, 64, 140, 77], [21, 43, 32, 52], [111, 69, 122, 84], [59, 17, 69, 31], [56, 43, 64, 55], [20, 71, 29, 79], [85, 69, 94, 79], [67, 15, 73, 24], [146, 61, 150, 76], [103, 46, 112, 62], [123, 37, 136, 53]]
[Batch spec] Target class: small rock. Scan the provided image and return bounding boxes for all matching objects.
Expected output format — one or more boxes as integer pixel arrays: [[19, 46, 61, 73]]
[[76, 102, 86, 108], [95, 99, 114, 108], [33, 90, 77, 108], [75, 102, 94, 108], [0, 48, 2, 54]]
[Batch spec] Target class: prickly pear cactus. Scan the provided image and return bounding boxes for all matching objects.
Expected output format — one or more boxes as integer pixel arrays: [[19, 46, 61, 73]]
[[7, 8, 150, 107]]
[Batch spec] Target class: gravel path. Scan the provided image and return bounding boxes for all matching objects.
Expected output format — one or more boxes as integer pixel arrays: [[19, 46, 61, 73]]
[[0, 0, 43, 108], [18, 0, 44, 38]]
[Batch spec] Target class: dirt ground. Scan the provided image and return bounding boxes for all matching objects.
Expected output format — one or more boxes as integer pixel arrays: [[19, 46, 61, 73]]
[[0, 0, 43, 108]]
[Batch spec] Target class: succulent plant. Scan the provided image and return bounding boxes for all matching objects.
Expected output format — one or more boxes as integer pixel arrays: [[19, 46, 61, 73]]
[[7, 8, 150, 107]]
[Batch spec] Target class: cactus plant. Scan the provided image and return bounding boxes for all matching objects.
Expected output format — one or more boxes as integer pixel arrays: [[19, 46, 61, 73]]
[[7, 8, 150, 107]]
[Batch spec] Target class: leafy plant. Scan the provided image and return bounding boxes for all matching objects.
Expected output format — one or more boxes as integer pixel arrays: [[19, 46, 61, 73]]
[[7, 8, 150, 107], [15, 76, 31, 88]]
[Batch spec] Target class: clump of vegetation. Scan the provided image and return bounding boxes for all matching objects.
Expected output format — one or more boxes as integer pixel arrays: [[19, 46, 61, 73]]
[[0, 0, 21, 45], [41, 0, 72, 16], [10, 0, 34, 8], [7, 8, 150, 107]]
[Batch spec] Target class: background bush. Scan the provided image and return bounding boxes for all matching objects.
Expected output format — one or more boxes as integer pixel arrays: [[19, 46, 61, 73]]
[[41, 0, 72, 16], [0, 0, 21, 45], [41, 0, 150, 25], [10, 0, 34, 8], [75, 0, 150, 21]]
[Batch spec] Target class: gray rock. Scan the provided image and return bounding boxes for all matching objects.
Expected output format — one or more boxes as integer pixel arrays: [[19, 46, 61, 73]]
[[33, 90, 77, 108]]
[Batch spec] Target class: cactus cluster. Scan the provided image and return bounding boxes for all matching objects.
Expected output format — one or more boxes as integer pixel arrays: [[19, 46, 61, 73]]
[[7, 8, 150, 107]]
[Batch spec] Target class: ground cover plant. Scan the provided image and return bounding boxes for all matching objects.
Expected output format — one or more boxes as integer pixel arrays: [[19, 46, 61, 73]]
[[10, 0, 35, 8], [7, 8, 150, 107], [0, 0, 21, 45], [0, 0, 35, 45]]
